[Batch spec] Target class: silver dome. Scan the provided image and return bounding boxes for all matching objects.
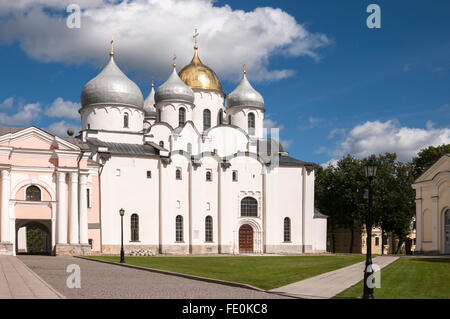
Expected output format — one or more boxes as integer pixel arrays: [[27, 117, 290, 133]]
[[155, 67, 195, 104], [226, 73, 264, 110], [81, 56, 144, 108], [143, 85, 156, 116]]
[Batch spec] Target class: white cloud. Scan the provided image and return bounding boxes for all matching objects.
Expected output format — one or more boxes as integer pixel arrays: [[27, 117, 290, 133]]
[[263, 118, 284, 131], [45, 97, 80, 119], [0, 0, 329, 82], [321, 158, 338, 168], [47, 120, 80, 137], [0, 102, 41, 125], [328, 120, 450, 162], [0, 97, 14, 109], [299, 116, 324, 131], [280, 139, 292, 149], [328, 128, 345, 139], [425, 120, 435, 130]]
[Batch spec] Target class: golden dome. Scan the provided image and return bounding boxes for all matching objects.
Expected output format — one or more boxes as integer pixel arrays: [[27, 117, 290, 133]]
[[178, 46, 224, 95]]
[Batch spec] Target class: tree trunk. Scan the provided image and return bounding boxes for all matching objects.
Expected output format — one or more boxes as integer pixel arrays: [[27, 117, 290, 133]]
[[332, 231, 336, 253], [396, 239, 403, 254], [381, 228, 385, 255], [349, 226, 354, 254]]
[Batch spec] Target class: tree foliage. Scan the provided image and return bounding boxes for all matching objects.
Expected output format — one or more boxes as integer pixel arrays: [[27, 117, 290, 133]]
[[411, 144, 450, 179]]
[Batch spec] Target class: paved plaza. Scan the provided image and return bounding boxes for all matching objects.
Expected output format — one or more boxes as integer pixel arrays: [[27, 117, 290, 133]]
[[18, 255, 289, 299]]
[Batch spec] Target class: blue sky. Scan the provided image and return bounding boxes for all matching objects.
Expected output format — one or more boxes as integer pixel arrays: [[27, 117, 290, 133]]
[[0, 0, 449, 165]]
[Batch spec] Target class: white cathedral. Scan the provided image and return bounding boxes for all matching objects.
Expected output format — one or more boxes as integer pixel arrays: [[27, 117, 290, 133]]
[[0, 40, 327, 256]]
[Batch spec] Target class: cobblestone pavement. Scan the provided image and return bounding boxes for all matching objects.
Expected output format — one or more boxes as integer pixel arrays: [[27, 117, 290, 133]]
[[19, 256, 290, 299]]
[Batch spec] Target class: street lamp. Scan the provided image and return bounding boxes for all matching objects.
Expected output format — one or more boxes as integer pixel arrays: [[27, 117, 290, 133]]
[[119, 208, 125, 263], [363, 160, 377, 299]]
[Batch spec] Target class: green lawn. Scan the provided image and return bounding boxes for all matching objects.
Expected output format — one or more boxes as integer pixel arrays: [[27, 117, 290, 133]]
[[89, 255, 364, 290], [335, 257, 450, 299]]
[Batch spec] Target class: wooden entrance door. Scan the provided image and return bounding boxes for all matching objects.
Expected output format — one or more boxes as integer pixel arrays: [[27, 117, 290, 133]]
[[239, 224, 253, 253]]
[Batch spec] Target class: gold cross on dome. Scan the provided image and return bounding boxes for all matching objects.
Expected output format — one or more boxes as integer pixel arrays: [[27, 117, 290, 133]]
[[173, 54, 177, 68], [110, 37, 114, 57], [193, 28, 199, 47], [242, 63, 246, 74]]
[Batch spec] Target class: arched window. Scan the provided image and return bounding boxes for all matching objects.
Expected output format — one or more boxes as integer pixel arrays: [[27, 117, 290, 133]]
[[176, 168, 182, 180], [241, 197, 257, 217], [203, 109, 211, 130], [179, 107, 186, 126], [187, 143, 192, 154], [232, 171, 238, 182], [159, 141, 164, 148], [248, 113, 255, 135], [176, 215, 183, 242], [228, 115, 232, 125], [284, 217, 291, 242], [375, 237, 380, 246], [26, 185, 41, 201], [131, 214, 139, 242], [206, 170, 212, 181], [124, 112, 129, 128], [205, 216, 213, 242], [218, 109, 223, 125]]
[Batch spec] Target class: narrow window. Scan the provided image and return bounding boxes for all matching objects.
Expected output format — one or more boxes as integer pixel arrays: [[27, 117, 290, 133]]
[[176, 215, 183, 242], [124, 112, 129, 128], [159, 141, 164, 148], [158, 109, 161, 122], [87, 124, 91, 129], [115, 169, 121, 176], [187, 143, 192, 154], [241, 197, 257, 217], [203, 109, 211, 130], [179, 107, 186, 126], [26, 186, 41, 201], [205, 216, 213, 242], [88, 239, 93, 249], [218, 109, 223, 125], [206, 170, 212, 182], [228, 115, 232, 125], [232, 171, 238, 182], [284, 217, 291, 242], [87, 188, 91, 208], [248, 113, 255, 135], [375, 237, 380, 246], [146, 171, 152, 179], [131, 214, 139, 242], [176, 168, 182, 180]]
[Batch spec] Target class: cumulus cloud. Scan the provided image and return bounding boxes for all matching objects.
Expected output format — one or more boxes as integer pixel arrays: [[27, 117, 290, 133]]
[[325, 119, 450, 164], [0, 97, 14, 109], [0, 0, 329, 82], [299, 116, 324, 131], [263, 117, 284, 131], [47, 120, 81, 137], [0, 101, 41, 125], [45, 97, 80, 119]]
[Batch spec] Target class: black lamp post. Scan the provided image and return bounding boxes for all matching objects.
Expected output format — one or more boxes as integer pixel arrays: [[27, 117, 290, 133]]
[[363, 160, 377, 299], [119, 208, 125, 263]]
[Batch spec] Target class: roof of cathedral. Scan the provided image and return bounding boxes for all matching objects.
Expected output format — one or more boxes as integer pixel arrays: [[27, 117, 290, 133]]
[[80, 44, 144, 109], [0, 126, 26, 136], [178, 46, 224, 95], [87, 138, 158, 156], [226, 70, 264, 110], [278, 155, 315, 167], [314, 209, 328, 219], [155, 64, 195, 104], [62, 137, 90, 150]]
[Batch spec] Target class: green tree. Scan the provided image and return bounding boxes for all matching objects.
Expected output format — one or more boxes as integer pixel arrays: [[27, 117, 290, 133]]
[[411, 144, 450, 179]]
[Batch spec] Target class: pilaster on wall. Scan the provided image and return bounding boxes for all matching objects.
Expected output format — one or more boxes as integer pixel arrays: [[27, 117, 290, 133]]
[[0, 169, 10, 243]]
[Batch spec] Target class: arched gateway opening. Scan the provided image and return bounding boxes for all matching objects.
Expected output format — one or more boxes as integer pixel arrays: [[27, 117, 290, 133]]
[[239, 224, 254, 253], [16, 220, 51, 255]]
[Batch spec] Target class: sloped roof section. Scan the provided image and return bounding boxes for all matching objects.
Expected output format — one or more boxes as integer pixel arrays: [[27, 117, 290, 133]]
[[87, 138, 158, 156]]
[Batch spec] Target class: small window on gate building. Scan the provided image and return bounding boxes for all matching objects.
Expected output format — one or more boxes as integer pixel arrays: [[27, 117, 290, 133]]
[[147, 170, 152, 179]]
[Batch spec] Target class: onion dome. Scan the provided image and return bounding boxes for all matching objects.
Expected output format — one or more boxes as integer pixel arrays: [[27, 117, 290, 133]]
[[155, 63, 195, 104], [81, 41, 143, 108], [143, 83, 156, 116], [178, 45, 224, 95], [226, 69, 264, 110]]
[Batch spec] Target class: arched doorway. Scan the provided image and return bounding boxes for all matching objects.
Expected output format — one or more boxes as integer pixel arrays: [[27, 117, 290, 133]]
[[239, 224, 253, 253], [445, 210, 450, 254], [16, 221, 51, 255]]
